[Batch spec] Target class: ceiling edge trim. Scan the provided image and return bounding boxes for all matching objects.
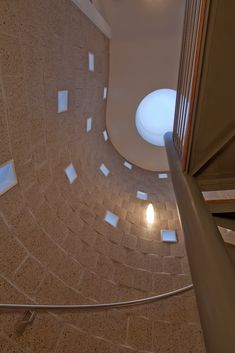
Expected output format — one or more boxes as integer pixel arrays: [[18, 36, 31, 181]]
[[71, 0, 112, 38]]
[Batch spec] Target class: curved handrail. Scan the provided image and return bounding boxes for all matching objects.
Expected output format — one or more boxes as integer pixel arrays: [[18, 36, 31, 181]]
[[0, 284, 193, 312]]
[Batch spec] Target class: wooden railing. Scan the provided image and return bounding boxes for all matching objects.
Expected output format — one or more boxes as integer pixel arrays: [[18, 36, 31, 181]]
[[173, 0, 209, 170]]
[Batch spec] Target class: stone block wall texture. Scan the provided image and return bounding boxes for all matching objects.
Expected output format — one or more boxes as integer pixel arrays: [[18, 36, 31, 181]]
[[0, 1, 206, 352]]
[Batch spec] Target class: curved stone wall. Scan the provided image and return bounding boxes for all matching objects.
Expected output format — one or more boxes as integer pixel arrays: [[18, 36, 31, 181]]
[[0, 1, 206, 352]]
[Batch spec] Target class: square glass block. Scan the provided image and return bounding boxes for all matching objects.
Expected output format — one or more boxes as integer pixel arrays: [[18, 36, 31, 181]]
[[136, 191, 148, 200], [58, 90, 68, 113], [0, 160, 17, 196], [86, 117, 93, 132], [88, 52, 95, 71], [103, 130, 109, 141], [103, 87, 108, 99], [158, 173, 168, 179], [100, 163, 110, 176], [64, 163, 78, 184], [104, 211, 119, 227], [161, 229, 177, 243], [124, 161, 133, 170]]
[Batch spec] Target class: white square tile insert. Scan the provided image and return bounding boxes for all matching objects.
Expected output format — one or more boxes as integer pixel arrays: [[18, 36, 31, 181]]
[[64, 163, 78, 184], [124, 161, 133, 170], [136, 191, 148, 201], [103, 130, 108, 141], [103, 87, 108, 99], [100, 163, 110, 177], [104, 211, 119, 227], [158, 173, 168, 179], [0, 160, 17, 196], [88, 52, 95, 71], [161, 229, 177, 243], [86, 117, 93, 132], [58, 90, 68, 113]]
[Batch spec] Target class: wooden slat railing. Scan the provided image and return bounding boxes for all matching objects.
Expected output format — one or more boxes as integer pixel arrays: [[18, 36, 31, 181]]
[[173, 0, 210, 170]]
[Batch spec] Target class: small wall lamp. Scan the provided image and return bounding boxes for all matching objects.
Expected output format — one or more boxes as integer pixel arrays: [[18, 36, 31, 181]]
[[146, 203, 155, 224]]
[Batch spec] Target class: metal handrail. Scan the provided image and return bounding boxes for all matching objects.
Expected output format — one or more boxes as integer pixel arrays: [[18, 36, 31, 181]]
[[0, 284, 193, 312]]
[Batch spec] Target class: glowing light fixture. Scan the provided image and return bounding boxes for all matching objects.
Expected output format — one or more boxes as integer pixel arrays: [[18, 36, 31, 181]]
[[146, 203, 154, 224], [136, 89, 177, 146]]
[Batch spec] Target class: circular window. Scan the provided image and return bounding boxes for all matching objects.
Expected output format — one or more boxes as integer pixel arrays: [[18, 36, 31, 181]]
[[135, 89, 177, 146]]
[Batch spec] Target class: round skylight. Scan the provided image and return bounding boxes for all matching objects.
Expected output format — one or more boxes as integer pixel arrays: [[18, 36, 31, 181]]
[[135, 89, 177, 146]]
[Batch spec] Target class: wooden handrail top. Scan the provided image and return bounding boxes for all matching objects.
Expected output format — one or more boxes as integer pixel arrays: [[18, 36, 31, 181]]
[[205, 199, 235, 204], [225, 242, 235, 249]]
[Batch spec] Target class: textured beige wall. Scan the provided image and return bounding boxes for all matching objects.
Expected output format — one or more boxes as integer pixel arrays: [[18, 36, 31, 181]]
[[0, 1, 205, 352]]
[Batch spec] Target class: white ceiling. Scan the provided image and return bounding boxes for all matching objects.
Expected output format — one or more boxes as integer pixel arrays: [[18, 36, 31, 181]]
[[95, 0, 186, 171], [97, 0, 186, 40]]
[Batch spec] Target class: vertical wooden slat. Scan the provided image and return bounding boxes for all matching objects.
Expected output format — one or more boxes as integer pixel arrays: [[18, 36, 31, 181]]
[[182, 0, 209, 171], [173, 0, 210, 167]]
